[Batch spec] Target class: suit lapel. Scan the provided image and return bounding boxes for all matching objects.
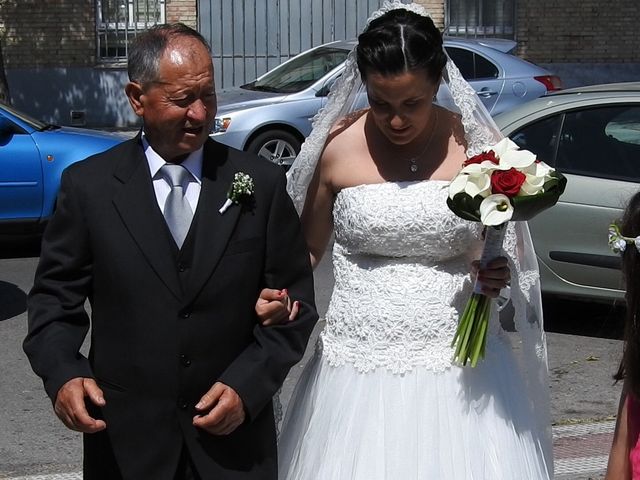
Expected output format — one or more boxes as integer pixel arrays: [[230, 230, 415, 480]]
[[183, 140, 242, 305], [112, 136, 183, 300]]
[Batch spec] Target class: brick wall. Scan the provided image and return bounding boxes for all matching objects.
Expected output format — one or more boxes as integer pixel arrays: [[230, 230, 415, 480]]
[[166, 0, 197, 29], [517, 0, 640, 63], [0, 0, 96, 68], [415, 0, 445, 29], [0, 0, 197, 69]]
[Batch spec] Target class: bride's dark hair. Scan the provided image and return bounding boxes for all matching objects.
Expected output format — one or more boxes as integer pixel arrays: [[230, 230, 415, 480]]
[[356, 9, 447, 83], [615, 191, 640, 397]]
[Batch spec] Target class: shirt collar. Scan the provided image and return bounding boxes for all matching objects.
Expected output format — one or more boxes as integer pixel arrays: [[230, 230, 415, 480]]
[[142, 133, 203, 183]]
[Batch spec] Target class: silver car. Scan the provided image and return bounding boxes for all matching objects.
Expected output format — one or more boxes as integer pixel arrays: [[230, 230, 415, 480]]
[[495, 82, 640, 302], [212, 38, 561, 167]]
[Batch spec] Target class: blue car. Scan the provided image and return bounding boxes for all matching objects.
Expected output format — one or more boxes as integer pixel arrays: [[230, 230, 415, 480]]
[[212, 38, 561, 168], [0, 103, 126, 233]]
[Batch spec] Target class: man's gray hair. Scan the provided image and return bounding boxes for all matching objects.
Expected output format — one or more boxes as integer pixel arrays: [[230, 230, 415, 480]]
[[127, 23, 212, 86]]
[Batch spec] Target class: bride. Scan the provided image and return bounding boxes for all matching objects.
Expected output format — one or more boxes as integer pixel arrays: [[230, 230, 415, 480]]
[[258, 2, 553, 478]]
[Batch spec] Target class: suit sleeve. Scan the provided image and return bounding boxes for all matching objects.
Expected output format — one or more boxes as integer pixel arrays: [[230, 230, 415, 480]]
[[23, 168, 94, 402], [218, 169, 318, 421]]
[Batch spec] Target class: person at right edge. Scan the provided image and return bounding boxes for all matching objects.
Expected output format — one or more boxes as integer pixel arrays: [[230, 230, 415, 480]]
[[606, 192, 640, 480]]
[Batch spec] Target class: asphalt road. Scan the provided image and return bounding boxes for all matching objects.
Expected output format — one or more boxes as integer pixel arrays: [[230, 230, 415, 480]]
[[0, 236, 626, 477]]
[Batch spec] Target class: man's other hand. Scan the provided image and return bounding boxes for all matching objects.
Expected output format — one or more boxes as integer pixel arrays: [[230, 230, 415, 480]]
[[193, 382, 245, 435], [54, 377, 107, 433]]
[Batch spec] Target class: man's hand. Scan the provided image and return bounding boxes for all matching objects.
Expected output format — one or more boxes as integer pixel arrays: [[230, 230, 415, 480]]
[[193, 382, 246, 435], [54, 377, 106, 433], [255, 288, 299, 326]]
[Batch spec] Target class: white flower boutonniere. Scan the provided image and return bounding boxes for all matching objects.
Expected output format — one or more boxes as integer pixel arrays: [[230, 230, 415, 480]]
[[219, 172, 255, 214]]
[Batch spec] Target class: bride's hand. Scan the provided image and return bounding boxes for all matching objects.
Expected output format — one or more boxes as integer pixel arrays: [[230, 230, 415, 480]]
[[471, 256, 510, 298], [255, 288, 299, 326]]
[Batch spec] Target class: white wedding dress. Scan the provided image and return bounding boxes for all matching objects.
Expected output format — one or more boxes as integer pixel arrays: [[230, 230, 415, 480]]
[[278, 180, 552, 480]]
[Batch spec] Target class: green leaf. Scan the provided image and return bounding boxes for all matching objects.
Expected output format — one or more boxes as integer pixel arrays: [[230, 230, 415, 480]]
[[447, 193, 483, 222], [511, 171, 567, 221]]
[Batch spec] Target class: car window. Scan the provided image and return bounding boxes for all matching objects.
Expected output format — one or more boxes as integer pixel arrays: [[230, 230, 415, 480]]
[[510, 115, 562, 166], [445, 47, 473, 79], [474, 54, 499, 79], [557, 105, 640, 181], [444, 47, 499, 80], [251, 47, 350, 94]]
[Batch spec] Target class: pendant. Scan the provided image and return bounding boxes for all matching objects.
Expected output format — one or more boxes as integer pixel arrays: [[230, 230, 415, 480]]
[[410, 160, 418, 173]]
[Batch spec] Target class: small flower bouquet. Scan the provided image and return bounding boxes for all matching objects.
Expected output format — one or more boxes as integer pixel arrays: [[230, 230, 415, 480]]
[[219, 172, 255, 214], [447, 138, 566, 367]]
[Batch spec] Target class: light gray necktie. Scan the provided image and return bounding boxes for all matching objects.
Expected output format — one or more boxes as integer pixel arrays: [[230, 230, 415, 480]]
[[161, 164, 194, 248]]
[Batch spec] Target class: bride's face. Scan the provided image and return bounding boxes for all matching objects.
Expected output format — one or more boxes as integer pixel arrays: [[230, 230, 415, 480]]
[[365, 68, 439, 146]]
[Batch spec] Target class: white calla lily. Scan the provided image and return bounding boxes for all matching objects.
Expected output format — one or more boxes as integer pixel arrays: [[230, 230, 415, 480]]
[[460, 161, 499, 175], [519, 174, 546, 195], [448, 172, 492, 199], [491, 138, 519, 158], [527, 161, 555, 184], [479, 194, 514, 226], [499, 148, 537, 169]]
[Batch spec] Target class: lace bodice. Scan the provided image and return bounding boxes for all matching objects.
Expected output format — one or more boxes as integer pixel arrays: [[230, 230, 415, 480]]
[[321, 181, 496, 374]]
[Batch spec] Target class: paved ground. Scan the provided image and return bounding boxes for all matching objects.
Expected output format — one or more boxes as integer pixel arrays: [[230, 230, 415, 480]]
[[0, 239, 622, 479], [0, 422, 614, 479]]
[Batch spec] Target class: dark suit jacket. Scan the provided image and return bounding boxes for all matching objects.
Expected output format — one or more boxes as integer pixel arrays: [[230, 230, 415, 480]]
[[24, 136, 318, 479]]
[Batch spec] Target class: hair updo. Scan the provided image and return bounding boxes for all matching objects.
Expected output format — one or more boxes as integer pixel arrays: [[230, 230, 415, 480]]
[[356, 9, 447, 84]]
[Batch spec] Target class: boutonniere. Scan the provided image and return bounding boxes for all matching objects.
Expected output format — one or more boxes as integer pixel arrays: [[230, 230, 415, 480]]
[[219, 172, 255, 214]]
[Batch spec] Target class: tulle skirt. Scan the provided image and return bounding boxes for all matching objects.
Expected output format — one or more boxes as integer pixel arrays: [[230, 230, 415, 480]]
[[278, 339, 552, 480]]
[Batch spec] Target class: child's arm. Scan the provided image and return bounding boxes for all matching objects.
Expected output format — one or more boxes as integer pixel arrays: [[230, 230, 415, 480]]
[[606, 383, 632, 480]]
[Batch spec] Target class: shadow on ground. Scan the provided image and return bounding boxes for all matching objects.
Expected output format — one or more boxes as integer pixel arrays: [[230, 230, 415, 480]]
[[0, 234, 41, 259], [543, 295, 625, 340], [0, 280, 26, 321]]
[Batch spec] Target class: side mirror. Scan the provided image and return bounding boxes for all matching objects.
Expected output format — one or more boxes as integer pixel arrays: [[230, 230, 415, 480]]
[[0, 115, 15, 144], [316, 75, 340, 98]]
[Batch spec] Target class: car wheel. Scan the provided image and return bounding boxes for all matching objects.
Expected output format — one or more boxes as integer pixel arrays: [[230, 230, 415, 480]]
[[246, 130, 301, 168]]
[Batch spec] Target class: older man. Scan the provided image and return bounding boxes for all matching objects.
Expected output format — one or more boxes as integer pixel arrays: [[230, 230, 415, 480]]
[[24, 23, 317, 480]]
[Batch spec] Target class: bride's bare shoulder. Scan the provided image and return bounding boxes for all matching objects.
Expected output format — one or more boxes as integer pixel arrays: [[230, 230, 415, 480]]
[[323, 109, 368, 157]]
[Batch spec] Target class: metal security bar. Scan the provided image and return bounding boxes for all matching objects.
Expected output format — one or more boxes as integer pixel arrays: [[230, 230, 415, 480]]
[[96, 0, 166, 61], [199, 0, 411, 89], [445, 0, 515, 39]]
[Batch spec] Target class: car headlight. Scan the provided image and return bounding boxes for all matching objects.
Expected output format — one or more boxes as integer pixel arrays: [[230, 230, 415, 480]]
[[213, 117, 232, 133]]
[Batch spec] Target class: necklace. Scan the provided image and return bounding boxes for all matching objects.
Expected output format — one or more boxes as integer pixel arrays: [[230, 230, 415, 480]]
[[407, 109, 439, 173]]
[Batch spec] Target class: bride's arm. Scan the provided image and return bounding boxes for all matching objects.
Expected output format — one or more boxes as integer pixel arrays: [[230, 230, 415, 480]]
[[254, 146, 337, 325], [300, 148, 336, 269]]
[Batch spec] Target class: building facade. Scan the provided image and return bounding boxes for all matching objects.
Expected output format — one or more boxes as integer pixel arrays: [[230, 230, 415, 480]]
[[0, 0, 637, 127]]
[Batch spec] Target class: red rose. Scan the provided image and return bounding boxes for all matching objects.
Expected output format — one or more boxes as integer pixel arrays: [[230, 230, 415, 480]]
[[491, 168, 526, 197], [464, 150, 498, 166]]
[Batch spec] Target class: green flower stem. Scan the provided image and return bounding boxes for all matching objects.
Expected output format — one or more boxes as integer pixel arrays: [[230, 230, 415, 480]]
[[452, 292, 492, 367], [452, 293, 478, 362]]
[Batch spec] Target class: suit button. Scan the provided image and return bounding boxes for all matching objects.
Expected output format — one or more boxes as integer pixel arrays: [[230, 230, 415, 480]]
[[178, 263, 188, 272], [181, 311, 191, 319], [180, 354, 191, 367]]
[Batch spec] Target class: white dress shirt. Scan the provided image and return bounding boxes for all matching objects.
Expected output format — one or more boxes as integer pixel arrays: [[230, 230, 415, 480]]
[[142, 135, 203, 215]]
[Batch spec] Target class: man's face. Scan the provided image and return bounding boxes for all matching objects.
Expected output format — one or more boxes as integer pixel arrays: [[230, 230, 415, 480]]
[[130, 36, 217, 163]]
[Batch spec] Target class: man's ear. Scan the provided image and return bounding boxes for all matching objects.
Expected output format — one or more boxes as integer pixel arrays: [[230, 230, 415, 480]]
[[125, 82, 144, 117]]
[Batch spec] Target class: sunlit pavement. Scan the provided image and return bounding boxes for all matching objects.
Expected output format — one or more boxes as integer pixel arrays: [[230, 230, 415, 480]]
[[0, 420, 613, 480]]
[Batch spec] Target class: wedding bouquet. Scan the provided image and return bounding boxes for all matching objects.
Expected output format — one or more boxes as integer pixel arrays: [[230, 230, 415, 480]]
[[447, 138, 566, 367]]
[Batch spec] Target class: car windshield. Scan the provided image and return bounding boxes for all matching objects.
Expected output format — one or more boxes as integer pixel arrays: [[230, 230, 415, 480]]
[[243, 46, 350, 94], [0, 101, 47, 130]]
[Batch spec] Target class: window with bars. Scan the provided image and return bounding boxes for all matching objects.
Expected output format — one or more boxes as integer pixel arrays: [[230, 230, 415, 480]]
[[96, 0, 166, 61], [445, 0, 515, 39]]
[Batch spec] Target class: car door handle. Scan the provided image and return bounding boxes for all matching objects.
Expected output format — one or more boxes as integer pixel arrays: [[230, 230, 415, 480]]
[[477, 89, 498, 98], [549, 251, 621, 270]]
